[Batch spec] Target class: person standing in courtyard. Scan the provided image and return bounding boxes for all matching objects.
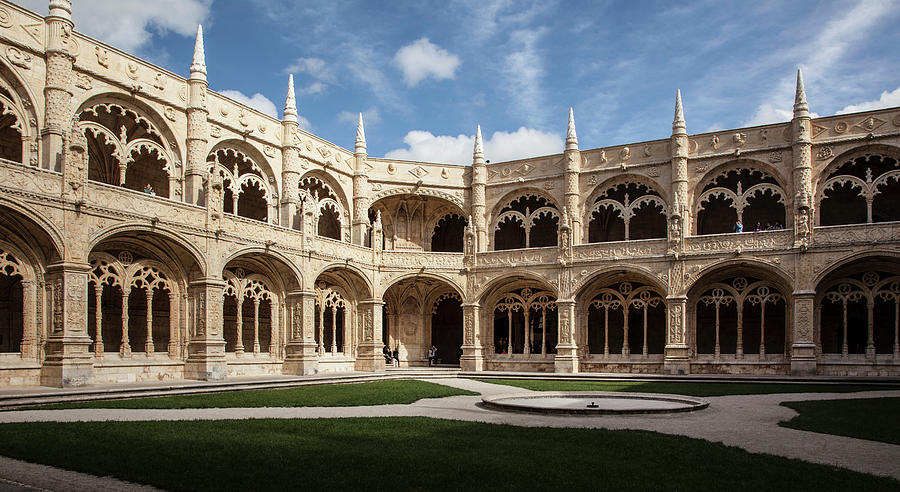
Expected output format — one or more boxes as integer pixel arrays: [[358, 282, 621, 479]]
[[428, 345, 437, 366]]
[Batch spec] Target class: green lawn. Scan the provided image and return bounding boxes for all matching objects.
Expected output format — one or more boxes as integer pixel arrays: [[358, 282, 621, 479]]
[[476, 378, 899, 397], [780, 397, 900, 445], [0, 417, 897, 491], [17, 380, 475, 410]]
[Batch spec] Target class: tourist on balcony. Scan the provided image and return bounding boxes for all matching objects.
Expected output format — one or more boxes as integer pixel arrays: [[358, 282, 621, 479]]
[[734, 220, 743, 233], [755, 221, 763, 232], [143, 183, 156, 196]]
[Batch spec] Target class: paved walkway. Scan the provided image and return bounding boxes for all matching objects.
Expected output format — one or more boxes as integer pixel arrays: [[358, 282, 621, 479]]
[[0, 378, 898, 489]]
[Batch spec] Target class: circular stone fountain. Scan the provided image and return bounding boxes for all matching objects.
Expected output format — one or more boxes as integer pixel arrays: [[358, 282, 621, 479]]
[[481, 392, 708, 415]]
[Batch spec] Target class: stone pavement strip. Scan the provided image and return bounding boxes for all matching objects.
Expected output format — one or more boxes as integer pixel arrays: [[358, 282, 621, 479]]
[[0, 378, 898, 490]]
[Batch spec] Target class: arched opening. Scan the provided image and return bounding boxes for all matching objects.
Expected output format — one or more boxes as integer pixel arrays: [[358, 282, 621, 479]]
[[0, 251, 23, 353], [493, 194, 559, 250], [430, 293, 463, 365], [694, 276, 787, 358], [697, 167, 786, 234], [817, 258, 900, 358], [313, 267, 370, 366], [369, 195, 465, 251], [819, 153, 900, 226], [208, 147, 272, 223], [492, 287, 557, 355], [0, 90, 23, 163], [86, 252, 175, 357], [299, 175, 345, 240], [79, 102, 173, 197], [431, 214, 466, 252], [318, 202, 341, 239], [586, 281, 665, 356], [315, 285, 347, 355], [588, 182, 666, 242], [223, 270, 275, 356]]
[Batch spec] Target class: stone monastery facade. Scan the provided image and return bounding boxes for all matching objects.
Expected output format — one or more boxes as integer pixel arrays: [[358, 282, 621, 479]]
[[0, 1, 898, 387]]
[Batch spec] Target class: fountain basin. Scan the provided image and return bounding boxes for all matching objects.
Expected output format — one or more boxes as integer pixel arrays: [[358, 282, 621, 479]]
[[481, 391, 709, 415]]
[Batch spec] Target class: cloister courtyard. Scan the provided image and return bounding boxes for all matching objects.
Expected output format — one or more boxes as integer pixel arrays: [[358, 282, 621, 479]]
[[0, 373, 897, 491]]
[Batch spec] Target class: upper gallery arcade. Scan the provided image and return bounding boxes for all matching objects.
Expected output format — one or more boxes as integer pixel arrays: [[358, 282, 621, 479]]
[[0, 0, 897, 387]]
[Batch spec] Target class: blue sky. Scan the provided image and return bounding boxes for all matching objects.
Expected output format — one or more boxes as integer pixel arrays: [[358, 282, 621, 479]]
[[15, 0, 900, 164]]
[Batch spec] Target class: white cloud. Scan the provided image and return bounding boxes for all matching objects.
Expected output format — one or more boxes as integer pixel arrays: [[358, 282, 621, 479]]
[[836, 86, 900, 114], [502, 28, 547, 126], [743, 0, 891, 126], [385, 127, 563, 164], [338, 107, 381, 126], [393, 38, 461, 87], [219, 90, 278, 119], [299, 82, 327, 96], [17, 0, 211, 53], [284, 57, 335, 82]]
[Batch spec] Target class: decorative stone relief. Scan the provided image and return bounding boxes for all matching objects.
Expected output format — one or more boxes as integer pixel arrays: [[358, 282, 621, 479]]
[[0, 8, 12, 28], [95, 46, 109, 68], [854, 116, 884, 132], [815, 146, 834, 160], [833, 121, 848, 134], [6, 47, 31, 70], [164, 107, 176, 121], [125, 61, 139, 80], [75, 74, 91, 90], [768, 151, 783, 163]]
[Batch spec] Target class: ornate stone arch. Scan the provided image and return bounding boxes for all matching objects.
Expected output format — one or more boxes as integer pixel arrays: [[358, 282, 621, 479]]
[[378, 271, 464, 301], [207, 140, 278, 223], [489, 188, 562, 250], [86, 222, 207, 279], [220, 247, 302, 294], [75, 95, 182, 198], [371, 186, 465, 211], [0, 239, 41, 359], [477, 272, 558, 307], [0, 197, 64, 264], [298, 170, 349, 241], [0, 58, 40, 166], [583, 175, 668, 242], [694, 159, 789, 235], [815, 144, 900, 226]]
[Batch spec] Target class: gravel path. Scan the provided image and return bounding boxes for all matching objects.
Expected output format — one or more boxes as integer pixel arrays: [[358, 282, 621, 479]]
[[0, 378, 898, 489]]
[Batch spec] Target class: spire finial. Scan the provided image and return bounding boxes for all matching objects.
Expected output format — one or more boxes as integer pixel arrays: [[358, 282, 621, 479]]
[[190, 25, 207, 80], [793, 68, 809, 118], [48, 0, 72, 21], [473, 125, 484, 162], [283, 74, 297, 122], [355, 113, 367, 154], [672, 89, 686, 135], [566, 107, 578, 150]]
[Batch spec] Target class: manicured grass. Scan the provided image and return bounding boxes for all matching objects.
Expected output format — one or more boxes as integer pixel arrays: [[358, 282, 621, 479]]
[[18, 380, 475, 410], [780, 397, 900, 445], [477, 378, 899, 397], [0, 417, 897, 491]]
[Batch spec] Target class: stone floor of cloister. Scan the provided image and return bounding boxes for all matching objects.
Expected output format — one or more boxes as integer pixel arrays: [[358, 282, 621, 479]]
[[0, 372, 898, 491]]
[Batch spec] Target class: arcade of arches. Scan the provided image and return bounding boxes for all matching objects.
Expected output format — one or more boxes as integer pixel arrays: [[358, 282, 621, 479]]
[[1, 0, 899, 386]]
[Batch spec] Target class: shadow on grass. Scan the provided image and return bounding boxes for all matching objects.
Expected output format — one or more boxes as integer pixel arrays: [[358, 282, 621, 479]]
[[780, 397, 900, 445], [476, 379, 899, 397], [0, 417, 897, 491], [15, 380, 477, 410]]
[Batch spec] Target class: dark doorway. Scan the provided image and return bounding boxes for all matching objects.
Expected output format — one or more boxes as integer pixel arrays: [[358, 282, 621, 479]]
[[431, 296, 462, 365]]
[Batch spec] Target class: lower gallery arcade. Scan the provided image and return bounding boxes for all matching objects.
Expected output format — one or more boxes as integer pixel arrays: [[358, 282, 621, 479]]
[[1, 213, 899, 387]]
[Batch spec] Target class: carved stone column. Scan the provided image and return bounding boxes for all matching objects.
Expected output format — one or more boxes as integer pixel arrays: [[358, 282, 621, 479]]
[[664, 296, 690, 375], [185, 26, 209, 205], [471, 126, 487, 251], [184, 278, 227, 380], [460, 302, 484, 371], [283, 290, 319, 374], [41, 0, 75, 172], [792, 69, 813, 249], [791, 291, 817, 376], [281, 75, 300, 228], [355, 299, 385, 371], [669, 90, 688, 254], [554, 299, 579, 373], [564, 108, 582, 244], [352, 114, 370, 245], [40, 262, 94, 387]]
